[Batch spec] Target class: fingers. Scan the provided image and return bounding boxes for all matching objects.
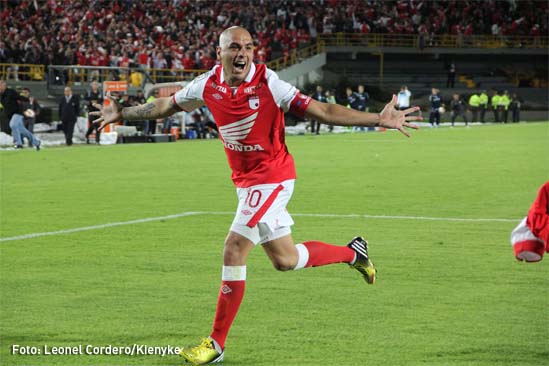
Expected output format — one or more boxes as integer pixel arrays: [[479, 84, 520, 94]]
[[402, 122, 419, 130], [92, 102, 102, 110], [405, 115, 423, 122], [89, 111, 101, 116], [389, 94, 397, 105], [105, 92, 118, 105], [398, 127, 411, 138], [98, 121, 109, 132], [402, 106, 420, 115]]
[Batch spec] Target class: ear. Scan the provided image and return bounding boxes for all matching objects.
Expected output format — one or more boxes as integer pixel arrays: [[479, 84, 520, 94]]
[[216, 46, 221, 61]]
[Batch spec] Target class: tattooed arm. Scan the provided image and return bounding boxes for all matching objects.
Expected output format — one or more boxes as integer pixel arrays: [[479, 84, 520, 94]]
[[90, 95, 186, 130], [121, 97, 178, 120]]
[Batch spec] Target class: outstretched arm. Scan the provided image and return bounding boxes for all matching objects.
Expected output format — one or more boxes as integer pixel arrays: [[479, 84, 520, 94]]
[[304, 94, 421, 137], [90, 94, 184, 131]]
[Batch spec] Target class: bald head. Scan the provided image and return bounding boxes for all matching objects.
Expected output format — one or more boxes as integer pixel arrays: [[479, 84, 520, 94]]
[[219, 26, 252, 49], [217, 26, 254, 87]]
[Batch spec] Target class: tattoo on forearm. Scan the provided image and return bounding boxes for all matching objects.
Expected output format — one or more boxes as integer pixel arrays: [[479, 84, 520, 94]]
[[122, 102, 156, 120]]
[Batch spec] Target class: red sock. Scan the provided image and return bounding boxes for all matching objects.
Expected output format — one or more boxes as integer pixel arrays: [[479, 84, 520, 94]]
[[296, 241, 356, 269], [210, 279, 245, 349]]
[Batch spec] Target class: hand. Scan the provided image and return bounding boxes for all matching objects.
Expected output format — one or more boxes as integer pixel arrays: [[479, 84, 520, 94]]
[[89, 93, 123, 131], [379, 95, 421, 137]]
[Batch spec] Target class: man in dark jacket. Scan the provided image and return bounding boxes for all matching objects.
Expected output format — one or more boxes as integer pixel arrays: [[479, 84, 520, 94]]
[[0, 79, 41, 149], [85, 81, 102, 144], [310, 85, 326, 134], [59, 86, 80, 145]]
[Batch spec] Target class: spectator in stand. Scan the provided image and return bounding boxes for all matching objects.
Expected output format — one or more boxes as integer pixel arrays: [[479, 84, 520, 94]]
[[152, 51, 168, 82], [429, 88, 442, 127], [450, 93, 469, 127], [310, 85, 326, 135], [85, 81, 103, 144], [510, 93, 522, 123], [396, 85, 412, 111], [1, 0, 547, 73], [59, 86, 80, 146]]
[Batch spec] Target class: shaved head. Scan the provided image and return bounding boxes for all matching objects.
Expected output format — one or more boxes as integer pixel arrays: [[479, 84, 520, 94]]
[[217, 26, 254, 87], [219, 26, 252, 49]]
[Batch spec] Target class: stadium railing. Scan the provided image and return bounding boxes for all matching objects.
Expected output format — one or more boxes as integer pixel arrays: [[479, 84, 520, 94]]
[[45, 65, 208, 87], [0, 63, 45, 81], [266, 41, 326, 71], [318, 33, 549, 49], [3, 33, 545, 86], [38, 43, 325, 87]]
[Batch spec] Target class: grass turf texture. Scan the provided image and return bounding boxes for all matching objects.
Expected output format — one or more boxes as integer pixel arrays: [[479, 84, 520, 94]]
[[1, 122, 548, 366]]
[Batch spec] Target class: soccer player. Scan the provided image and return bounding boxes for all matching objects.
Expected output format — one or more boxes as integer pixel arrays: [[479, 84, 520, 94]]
[[92, 26, 420, 365], [510, 181, 549, 262]]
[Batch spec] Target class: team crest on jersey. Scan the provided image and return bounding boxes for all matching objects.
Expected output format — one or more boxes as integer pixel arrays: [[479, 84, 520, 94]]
[[248, 96, 260, 110], [213, 93, 223, 100]]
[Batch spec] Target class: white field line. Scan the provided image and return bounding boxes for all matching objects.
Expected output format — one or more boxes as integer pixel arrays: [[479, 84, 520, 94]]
[[0, 211, 520, 242]]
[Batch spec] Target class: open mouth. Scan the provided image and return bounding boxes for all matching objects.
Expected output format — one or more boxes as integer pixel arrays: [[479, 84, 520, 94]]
[[233, 59, 246, 72]]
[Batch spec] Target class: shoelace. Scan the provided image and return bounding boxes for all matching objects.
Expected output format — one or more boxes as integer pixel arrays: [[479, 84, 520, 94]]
[[191, 338, 214, 357]]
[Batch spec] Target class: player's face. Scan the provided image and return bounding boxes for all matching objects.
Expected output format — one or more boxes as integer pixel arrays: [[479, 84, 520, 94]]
[[217, 29, 254, 87]]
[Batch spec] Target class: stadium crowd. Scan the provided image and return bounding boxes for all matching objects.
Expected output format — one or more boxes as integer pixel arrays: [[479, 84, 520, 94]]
[[0, 0, 547, 76]]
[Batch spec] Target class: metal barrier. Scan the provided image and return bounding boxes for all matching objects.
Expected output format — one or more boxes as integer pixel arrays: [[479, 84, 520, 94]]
[[318, 33, 549, 49], [45, 65, 207, 87], [3, 33, 545, 85], [0, 63, 45, 81], [266, 42, 326, 71]]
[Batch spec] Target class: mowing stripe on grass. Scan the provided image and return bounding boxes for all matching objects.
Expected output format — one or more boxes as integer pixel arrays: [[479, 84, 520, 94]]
[[0, 212, 520, 242]]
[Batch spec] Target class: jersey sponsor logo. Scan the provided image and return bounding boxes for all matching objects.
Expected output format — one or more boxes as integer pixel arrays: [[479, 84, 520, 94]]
[[241, 209, 253, 216], [213, 93, 223, 100], [218, 112, 265, 152], [244, 86, 256, 94], [210, 82, 227, 94]]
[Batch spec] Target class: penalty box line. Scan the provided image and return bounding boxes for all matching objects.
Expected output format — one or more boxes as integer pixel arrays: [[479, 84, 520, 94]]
[[0, 211, 520, 242]]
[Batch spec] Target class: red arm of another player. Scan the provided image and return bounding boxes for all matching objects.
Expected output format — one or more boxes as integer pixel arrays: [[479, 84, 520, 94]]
[[527, 181, 549, 244], [303, 95, 421, 137]]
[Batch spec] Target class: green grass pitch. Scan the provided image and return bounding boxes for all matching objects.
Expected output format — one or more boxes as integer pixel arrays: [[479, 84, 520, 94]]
[[1, 122, 548, 366]]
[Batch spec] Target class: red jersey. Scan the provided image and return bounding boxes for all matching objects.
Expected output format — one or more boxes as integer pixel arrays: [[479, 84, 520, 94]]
[[173, 63, 311, 188]]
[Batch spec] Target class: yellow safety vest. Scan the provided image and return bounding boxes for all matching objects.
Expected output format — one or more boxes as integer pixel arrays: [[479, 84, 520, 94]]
[[479, 93, 488, 106], [469, 94, 480, 107]]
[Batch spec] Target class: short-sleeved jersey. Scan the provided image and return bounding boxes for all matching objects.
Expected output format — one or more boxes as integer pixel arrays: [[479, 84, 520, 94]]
[[173, 63, 311, 188]]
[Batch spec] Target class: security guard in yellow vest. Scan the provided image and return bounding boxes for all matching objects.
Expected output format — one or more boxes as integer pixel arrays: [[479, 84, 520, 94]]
[[491, 90, 501, 122], [468, 92, 480, 122], [500, 90, 511, 123], [479, 90, 488, 123]]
